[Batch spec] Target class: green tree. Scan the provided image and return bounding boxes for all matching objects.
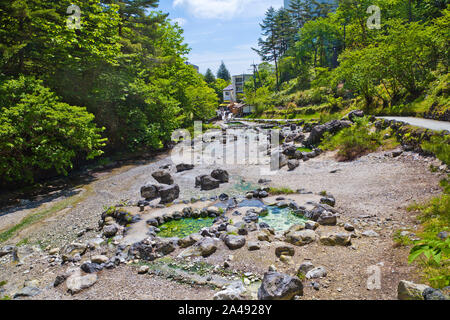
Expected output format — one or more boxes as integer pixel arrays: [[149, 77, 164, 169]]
[[204, 68, 216, 84], [217, 61, 231, 81]]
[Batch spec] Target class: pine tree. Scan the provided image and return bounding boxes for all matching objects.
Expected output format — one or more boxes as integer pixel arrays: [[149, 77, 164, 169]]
[[204, 68, 216, 84], [217, 61, 231, 81], [253, 7, 281, 90]]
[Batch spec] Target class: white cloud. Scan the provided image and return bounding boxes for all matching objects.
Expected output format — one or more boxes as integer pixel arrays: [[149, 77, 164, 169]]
[[171, 17, 187, 26], [173, 0, 283, 20]]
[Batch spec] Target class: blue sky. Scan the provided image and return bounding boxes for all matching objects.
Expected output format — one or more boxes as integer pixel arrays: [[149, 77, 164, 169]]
[[157, 0, 285, 76]]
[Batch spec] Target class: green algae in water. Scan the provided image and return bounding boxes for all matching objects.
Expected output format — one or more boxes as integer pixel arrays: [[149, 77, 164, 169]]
[[157, 217, 215, 238], [259, 206, 308, 232]]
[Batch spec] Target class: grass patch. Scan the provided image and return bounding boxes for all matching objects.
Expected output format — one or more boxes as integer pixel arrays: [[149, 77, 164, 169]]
[[407, 178, 450, 288], [268, 187, 295, 195], [0, 280, 6, 287], [0, 185, 92, 244], [296, 147, 312, 153], [320, 117, 382, 161], [393, 230, 414, 247]]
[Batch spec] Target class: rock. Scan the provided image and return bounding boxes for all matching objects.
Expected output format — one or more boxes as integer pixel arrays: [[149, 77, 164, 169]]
[[317, 212, 337, 226], [195, 175, 208, 188], [247, 241, 261, 251], [285, 229, 317, 246], [398, 280, 430, 300], [199, 175, 221, 191], [0, 245, 15, 257], [423, 288, 448, 300], [13, 286, 41, 298], [151, 170, 174, 185], [129, 240, 155, 261], [66, 272, 98, 294], [154, 238, 176, 256], [81, 262, 103, 273], [270, 150, 287, 170], [344, 223, 355, 232], [219, 193, 229, 201], [280, 255, 293, 264], [275, 246, 295, 257], [91, 255, 108, 264], [176, 163, 194, 172], [211, 169, 229, 183], [138, 265, 149, 274], [103, 224, 119, 238], [306, 266, 327, 279], [178, 237, 218, 258], [140, 184, 160, 200], [298, 261, 314, 275], [362, 230, 380, 237], [257, 230, 272, 242], [437, 231, 449, 240], [343, 110, 364, 122], [213, 281, 246, 300], [54, 274, 70, 287], [61, 242, 87, 262], [159, 184, 180, 204], [287, 159, 299, 171], [48, 248, 60, 256], [320, 233, 351, 246], [257, 272, 303, 300], [146, 218, 159, 227], [178, 236, 197, 248], [224, 235, 246, 250], [305, 221, 319, 230], [320, 196, 335, 207], [306, 120, 352, 146]]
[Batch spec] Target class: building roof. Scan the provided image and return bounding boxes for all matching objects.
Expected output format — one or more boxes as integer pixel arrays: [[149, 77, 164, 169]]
[[223, 84, 234, 91]]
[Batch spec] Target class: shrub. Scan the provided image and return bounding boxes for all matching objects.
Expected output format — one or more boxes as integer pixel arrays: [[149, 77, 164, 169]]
[[421, 135, 450, 166], [0, 76, 106, 183], [320, 118, 382, 161]]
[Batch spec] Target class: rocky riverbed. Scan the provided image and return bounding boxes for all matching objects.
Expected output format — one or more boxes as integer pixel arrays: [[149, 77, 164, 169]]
[[0, 118, 448, 300]]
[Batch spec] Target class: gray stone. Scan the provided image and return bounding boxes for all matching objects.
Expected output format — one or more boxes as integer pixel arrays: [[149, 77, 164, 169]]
[[423, 287, 448, 300], [298, 261, 314, 275], [199, 175, 221, 190], [398, 280, 430, 300], [344, 223, 355, 231], [306, 266, 327, 279], [0, 245, 15, 258], [317, 212, 337, 226], [287, 159, 299, 171], [285, 229, 317, 246], [13, 286, 41, 298], [140, 184, 160, 200], [152, 170, 174, 185], [275, 245, 295, 257], [159, 184, 180, 204], [66, 272, 98, 294], [224, 235, 246, 250], [257, 271, 303, 300], [211, 169, 229, 183], [178, 237, 218, 258], [247, 241, 261, 251], [103, 224, 119, 238], [362, 230, 380, 237], [91, 255, 108, 264], [176, 163, 194, 172]]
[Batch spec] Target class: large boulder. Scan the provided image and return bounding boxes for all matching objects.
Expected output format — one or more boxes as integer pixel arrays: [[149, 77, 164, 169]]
[[159, 184, 180, 204], [257, 271, 303, 300], [224, 235, 246, 250], [306, 120, 352, 146], [140, 184, 160, 200], [287, 159, 299, 171], [319, 233, 351, 246], [151, 170, 174, 185], [398, 280, 430, 300], [176, 163, 195, 173], [198, 175, 220, 191], [285, 229, 317, 246], [211, 169, 229, 183]]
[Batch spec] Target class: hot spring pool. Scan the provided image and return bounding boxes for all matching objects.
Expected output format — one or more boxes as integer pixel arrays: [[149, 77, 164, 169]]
[[157, 217, 215, 238], [259, 206, 308, 231]]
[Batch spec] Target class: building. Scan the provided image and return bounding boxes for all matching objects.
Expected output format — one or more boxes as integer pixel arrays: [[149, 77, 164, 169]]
[[232, 74, 253, 100], [223, 84, 234, 102], [222, 74, 253, 103]]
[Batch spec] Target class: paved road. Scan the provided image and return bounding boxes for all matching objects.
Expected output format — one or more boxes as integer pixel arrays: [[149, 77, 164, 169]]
[[378, 116, 450, 132]]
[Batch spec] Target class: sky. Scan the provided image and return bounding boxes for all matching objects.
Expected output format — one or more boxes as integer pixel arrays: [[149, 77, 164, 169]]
[[157, 0, 285, 76]]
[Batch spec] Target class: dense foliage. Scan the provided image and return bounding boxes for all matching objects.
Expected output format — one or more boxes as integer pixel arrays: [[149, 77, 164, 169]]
[[0, 0, 218, 184], [249, 0, 449, 116]]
